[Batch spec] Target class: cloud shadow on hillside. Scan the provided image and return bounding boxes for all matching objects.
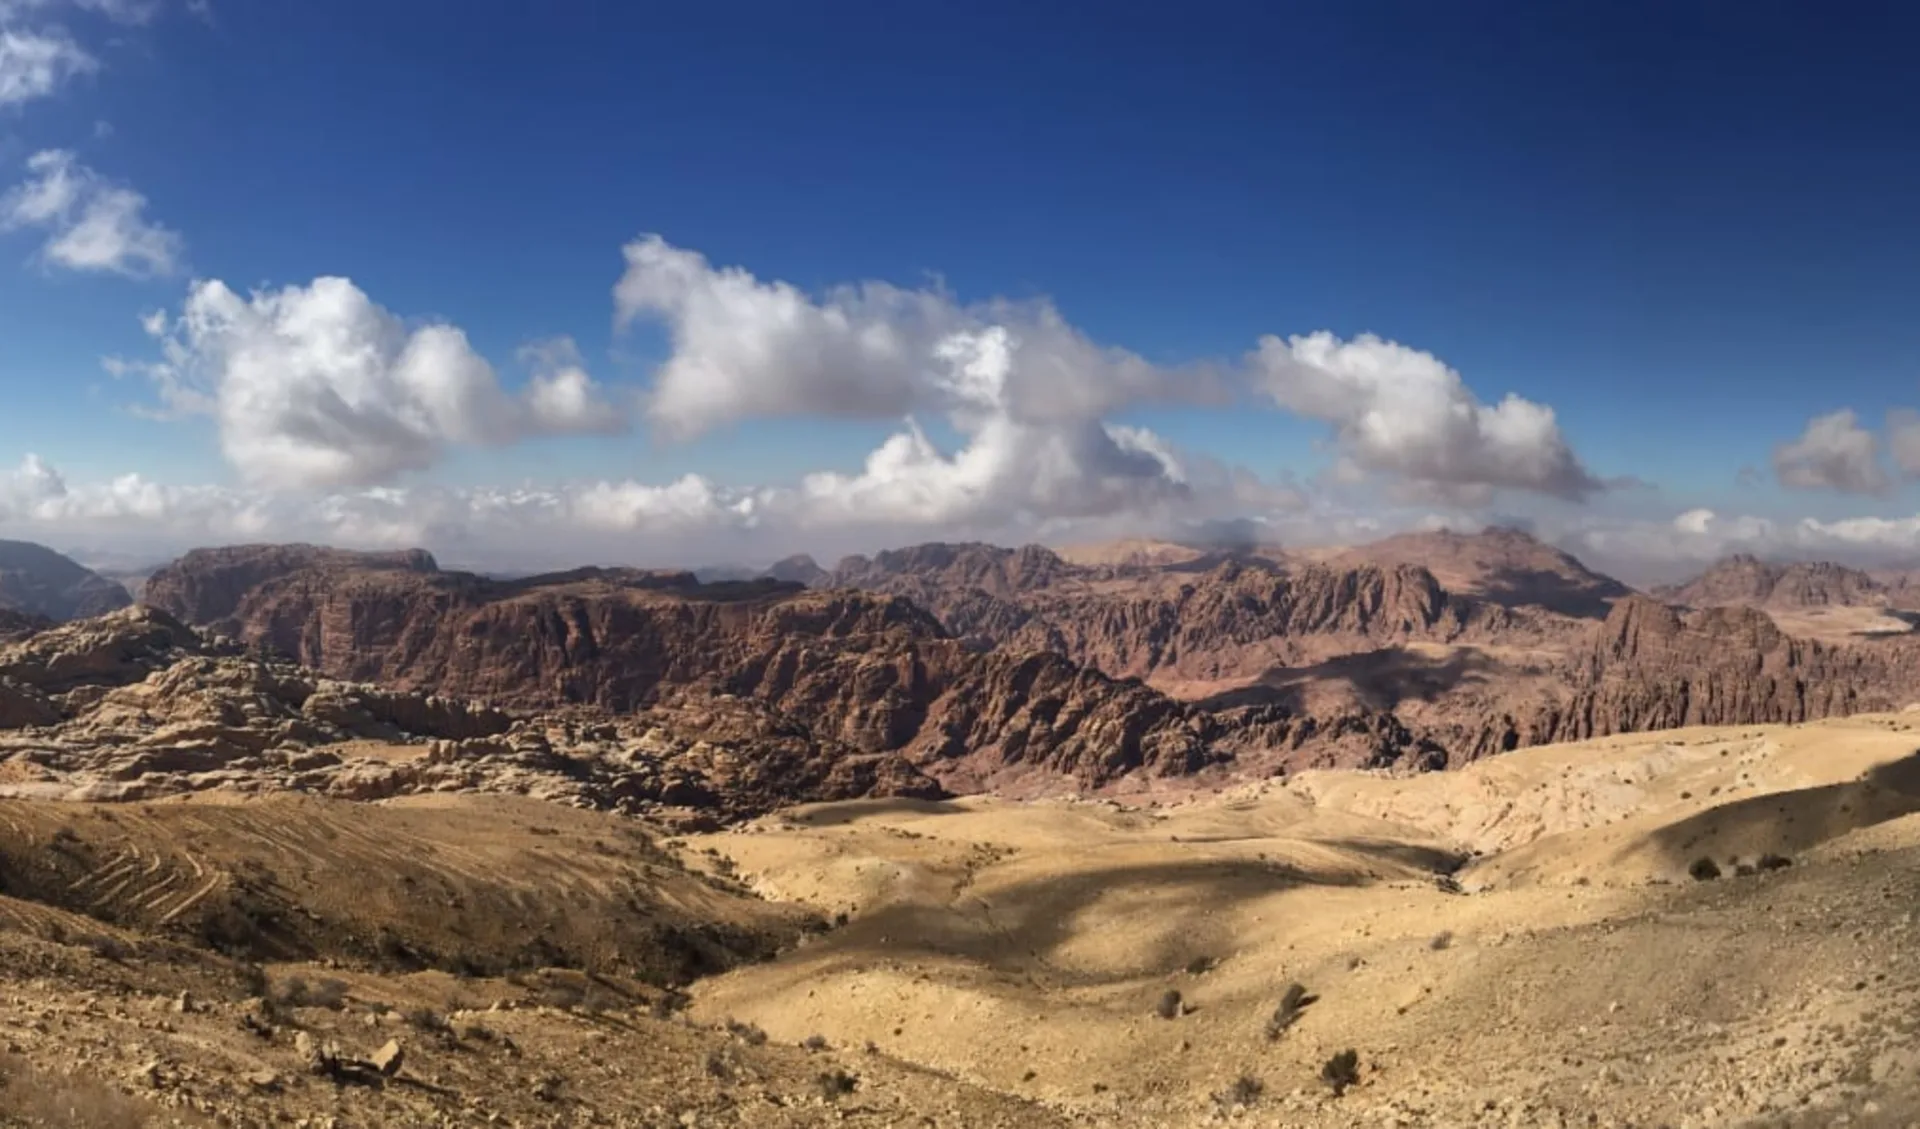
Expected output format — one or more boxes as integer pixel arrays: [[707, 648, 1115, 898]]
[[1477, 566, 1630, 619], [748, 854, 1373, 997], [784, 797, 970, 827], [1193, 646, 1502, 714], [1644, 748, 1920, 866]]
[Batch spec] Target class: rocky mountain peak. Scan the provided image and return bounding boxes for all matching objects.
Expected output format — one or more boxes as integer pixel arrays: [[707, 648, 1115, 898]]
[[765, 554, 828, 586], [0, 539, 134, 621], [1657, 554, 1885, 609], [143, 543, 440, 629], [1592, 594, 1685, 661]]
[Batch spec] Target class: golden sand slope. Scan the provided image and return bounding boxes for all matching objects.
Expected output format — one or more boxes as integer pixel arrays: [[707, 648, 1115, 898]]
[[688, 716, 1920, 1128]]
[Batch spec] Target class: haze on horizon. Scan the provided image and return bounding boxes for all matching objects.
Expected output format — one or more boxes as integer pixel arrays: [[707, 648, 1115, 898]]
[[4, 1, 1920, 586]]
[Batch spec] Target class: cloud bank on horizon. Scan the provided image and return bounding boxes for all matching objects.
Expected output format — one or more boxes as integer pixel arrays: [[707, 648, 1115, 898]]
[[5, 1, 1920, 583], [6, 216, 1920, 580], [6, 227, 1625, 563]]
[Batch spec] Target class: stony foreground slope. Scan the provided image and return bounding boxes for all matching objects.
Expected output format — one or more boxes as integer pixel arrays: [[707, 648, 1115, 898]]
[[4, 715, 1916, 1126], [0, 792, 1064, 1128]]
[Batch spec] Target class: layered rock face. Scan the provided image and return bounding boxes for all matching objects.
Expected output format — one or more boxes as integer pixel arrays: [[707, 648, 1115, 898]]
[[133, 537, 1920, 792], [144, 552, 1238, 787], [0, 539, 133, 621], [142, 543, 440, 630], [0, 606, 941, 822], [822, 541, 1547, 682], [1413, 596, 1920, 759], [1562, 596, 1919, 731]]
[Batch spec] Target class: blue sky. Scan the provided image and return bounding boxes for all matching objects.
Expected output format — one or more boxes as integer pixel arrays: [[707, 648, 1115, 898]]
[[3, 0, 1920, 576]]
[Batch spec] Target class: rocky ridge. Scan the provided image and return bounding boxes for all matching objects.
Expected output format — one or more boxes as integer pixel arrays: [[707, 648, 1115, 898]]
[[1322, 525, 1634, 617], [820, 541, 1551, 681], [1654, 554, 1892, 609], [144, 551, 1356, 787], [1408, 595, 1920, 758], [0, 606, 942, 824], [816, 539, 1920, 765], [132, 538, 1920, 790], [0, 539, 133, 621]]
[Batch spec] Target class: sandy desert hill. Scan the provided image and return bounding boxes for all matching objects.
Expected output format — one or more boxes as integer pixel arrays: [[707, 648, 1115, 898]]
[[684, 714, 1920, 1128], [2, 709, 1917, 1126]]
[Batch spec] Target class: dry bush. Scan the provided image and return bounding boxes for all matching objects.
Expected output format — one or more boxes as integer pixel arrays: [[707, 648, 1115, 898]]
[[1265, 982, 1311, 1040], [79, 933, 132, 963], [579, 982, 626, 1014], [1211, 1073, 1263, 1111], [1428, 931, 1454, 951], [725, 1018, 767, 1046], [815, 1069, 858, 1100], [1154, 988, 1184, 1019], [1689, 856, 1722, 881], [307, 977, 349, 1009], [269, 974, 347, 1010], [235, 962, 269, 999], [1321, 1048, 1361, 1096]]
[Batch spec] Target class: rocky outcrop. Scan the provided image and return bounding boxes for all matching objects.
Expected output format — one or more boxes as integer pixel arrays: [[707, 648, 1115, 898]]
[[823, 542, 1541, 682], [764, 554, 828, 586], [0, 608, 48, 641], [0, 607, 942, 821], [138, 549, 1253, 788], [1412, 596, 1920, 757], [1655, 554, 1888, 609], [1324, 526, 1632, 618], [0, 605, 201, 693], [142, 544, 440, 632], [132, 538, 1920, 793], [1558, 596, 1917, 732], [0, 539, 133, 621]]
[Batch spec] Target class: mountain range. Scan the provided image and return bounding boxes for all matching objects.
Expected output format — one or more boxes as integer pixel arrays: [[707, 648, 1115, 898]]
[[0, 529, 1913, 805]]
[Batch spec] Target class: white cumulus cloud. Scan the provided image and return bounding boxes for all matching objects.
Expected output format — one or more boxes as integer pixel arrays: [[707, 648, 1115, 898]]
[[1251, 331, 1601, 504], [0, 0, 168, 23], [133, 277, 631, 489], [613, 234, 1222, 438], [1672, 507, 1716, 536], [0, 150, 182, 276], [1885, 408, 1920, 480], [1772, 408, 1888, 494], [788, 327, 1191, 529], [0, 28, 94, 108], [611, 242, 1202, 535], [518, 337, 630, 434]]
